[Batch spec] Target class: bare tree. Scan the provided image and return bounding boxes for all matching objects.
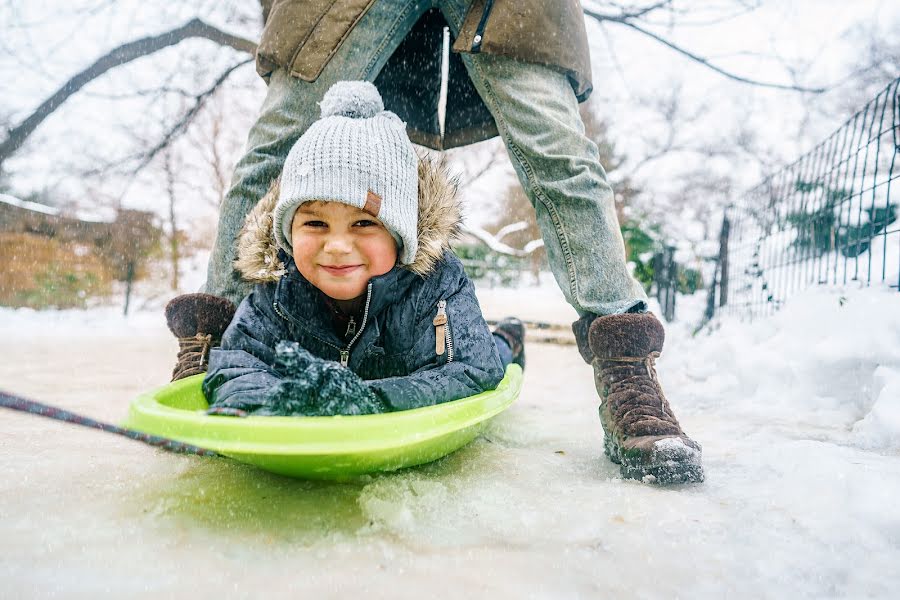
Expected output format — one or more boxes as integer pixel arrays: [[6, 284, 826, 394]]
[[0, 0, 865, 292], [584, 1, 825, 93], [0, 18, 255, 170], [187, 94, 242, 209], [2, 1, 839, 176]]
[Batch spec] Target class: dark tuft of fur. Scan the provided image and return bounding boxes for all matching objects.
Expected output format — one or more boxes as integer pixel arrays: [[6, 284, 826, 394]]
[[165, 293, 236, 338], [588, 312, 665, 359]]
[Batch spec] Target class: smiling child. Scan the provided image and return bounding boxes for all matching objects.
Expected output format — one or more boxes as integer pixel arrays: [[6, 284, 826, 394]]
[[201, 81, 525, 417]]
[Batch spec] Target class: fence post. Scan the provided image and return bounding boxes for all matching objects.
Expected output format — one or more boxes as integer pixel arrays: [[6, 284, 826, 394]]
[[665, 246, 676, 321], [719, 215, 730, 308], [653, 246, 677, 322], [703, 214, 730, 323]]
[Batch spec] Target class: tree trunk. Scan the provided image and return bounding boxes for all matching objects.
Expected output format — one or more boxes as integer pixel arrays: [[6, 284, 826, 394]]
[[165, 151, 180, 291], [123, 260, 135, 316]]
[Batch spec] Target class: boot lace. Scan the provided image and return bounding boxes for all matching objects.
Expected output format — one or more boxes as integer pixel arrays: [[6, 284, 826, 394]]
[[599, 351, 681, 436], [172, 333, 214, 381]]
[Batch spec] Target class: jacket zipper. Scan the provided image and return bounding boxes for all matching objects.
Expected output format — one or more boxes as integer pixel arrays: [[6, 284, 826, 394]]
[[340, 283, 372, 367], [273, 282, 373, 368], [471, 0, 495, 53], [434, 300, 454, 363]]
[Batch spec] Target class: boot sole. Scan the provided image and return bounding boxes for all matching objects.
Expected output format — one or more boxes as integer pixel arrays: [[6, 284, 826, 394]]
[[604, 433, 704, 485]]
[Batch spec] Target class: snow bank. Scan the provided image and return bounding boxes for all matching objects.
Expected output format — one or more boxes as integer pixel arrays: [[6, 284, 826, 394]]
[[0, 305, 166, 339], [662, 283, 900, 451]]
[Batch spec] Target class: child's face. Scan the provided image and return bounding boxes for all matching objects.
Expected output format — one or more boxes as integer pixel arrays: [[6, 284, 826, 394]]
[[291, 200, 398, 301]]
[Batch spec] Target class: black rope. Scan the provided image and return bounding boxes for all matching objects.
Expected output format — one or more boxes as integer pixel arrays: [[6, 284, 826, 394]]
[[0, 389, 220, 457]]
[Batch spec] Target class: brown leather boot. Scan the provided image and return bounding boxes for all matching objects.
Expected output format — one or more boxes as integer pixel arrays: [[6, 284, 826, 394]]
[[165, 293, 237, 381], [575, 312, 703, 484]]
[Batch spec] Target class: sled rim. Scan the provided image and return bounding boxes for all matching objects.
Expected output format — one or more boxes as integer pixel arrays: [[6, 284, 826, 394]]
[[123, 365, 523, 457]]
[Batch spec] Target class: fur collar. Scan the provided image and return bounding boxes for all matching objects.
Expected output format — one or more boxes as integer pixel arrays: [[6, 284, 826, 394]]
[[234, 154, 461, 282]]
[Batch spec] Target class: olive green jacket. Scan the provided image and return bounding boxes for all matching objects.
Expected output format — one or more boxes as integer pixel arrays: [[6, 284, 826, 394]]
[[255, 0, 592, 149]]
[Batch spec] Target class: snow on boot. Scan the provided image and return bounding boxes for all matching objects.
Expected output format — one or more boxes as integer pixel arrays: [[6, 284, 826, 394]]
[[165, 293, 236, 382], [587, 312, 703, 484], [492, 317, 526, 369]]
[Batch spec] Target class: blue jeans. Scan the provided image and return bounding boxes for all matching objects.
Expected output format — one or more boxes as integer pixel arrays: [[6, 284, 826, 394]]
[[205, 0, 649, 318]]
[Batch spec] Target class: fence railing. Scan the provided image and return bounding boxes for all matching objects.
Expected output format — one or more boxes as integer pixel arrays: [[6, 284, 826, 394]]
[[706, 77, 900, 321]]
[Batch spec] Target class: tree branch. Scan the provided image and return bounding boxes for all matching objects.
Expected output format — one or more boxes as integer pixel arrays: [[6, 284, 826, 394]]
[[0, 18, 257, 168], [584, 8, 826, 93], [495, 221, 529, 241], [128, 59, 253, 176], [456, 149, 504, 193], [460, 224, 543, 258]]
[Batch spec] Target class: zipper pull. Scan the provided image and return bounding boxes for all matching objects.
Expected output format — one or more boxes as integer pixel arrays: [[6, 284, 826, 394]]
[[433, 300, 447, 356], [345, 316, 356, 338], [340, 350, 349, 367]]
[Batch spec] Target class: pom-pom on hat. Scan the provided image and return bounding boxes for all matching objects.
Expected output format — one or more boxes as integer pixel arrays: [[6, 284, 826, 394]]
[[272, 81, 419, 265]]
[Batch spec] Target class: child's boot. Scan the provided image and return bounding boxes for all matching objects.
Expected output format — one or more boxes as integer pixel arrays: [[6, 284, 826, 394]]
[[574, 312, 703, 484], [492, 317, 526, 369], [165, 293, 236, 381]]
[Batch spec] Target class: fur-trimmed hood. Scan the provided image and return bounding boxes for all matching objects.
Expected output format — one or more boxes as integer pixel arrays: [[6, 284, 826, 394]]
[[234, 154, 461, 282]]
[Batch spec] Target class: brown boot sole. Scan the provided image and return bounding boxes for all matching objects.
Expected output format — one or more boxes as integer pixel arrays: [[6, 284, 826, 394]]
[[601, 411, 704, 485], [605, 435, 704, 485]]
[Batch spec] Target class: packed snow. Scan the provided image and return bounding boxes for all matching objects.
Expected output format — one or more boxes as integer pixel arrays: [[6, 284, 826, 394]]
[[1, 280, 899, 598]]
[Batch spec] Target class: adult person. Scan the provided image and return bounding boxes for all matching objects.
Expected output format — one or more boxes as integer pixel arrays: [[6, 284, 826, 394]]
[[183, 0, 702, 484]]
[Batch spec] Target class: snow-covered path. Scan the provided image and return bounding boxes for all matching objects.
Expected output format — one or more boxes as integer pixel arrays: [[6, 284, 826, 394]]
[[2, 285, 899, 599]]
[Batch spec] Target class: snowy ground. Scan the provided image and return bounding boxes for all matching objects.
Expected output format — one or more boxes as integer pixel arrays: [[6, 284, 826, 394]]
[[2, 281, 900, 599]]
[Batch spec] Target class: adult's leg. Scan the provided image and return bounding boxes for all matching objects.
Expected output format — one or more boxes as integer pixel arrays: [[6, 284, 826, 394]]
[[440, 1, 647, 318], [438, 2, 701, 484], [205, 0, 429, 305]]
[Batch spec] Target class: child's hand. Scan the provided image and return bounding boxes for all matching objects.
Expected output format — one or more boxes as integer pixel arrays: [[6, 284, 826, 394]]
[[264, 341, 387, 416]]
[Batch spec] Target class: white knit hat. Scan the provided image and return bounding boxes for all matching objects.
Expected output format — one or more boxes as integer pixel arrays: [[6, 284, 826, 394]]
[[272, 81, 419, 265]]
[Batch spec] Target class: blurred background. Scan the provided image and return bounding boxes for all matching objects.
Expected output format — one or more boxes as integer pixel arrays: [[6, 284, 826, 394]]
[[1, 0, 897, 324]]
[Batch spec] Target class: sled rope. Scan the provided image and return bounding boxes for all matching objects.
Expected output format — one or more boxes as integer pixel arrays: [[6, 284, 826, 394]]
[[0, 389, 219, 457]]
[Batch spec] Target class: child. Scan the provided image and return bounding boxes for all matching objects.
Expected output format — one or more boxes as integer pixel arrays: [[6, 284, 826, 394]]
[[201, 81, 525, 417]]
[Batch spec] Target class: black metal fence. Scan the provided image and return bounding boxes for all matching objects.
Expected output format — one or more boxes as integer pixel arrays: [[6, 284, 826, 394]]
[[706, 77, 900, 321]]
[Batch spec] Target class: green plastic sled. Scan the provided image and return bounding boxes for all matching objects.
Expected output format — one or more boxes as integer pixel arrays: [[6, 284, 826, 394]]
[[123, 365, 522, 480]]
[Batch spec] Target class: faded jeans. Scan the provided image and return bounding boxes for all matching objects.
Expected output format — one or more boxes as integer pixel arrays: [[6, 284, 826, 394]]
[[205, 0, 649, 317]]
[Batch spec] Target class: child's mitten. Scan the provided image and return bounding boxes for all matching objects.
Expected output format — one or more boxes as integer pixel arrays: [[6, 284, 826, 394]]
[[314, 362, 387, 416], [260, 376, 319, 416], [263, 341, 387, 416], [272, 340, 318, 377]]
